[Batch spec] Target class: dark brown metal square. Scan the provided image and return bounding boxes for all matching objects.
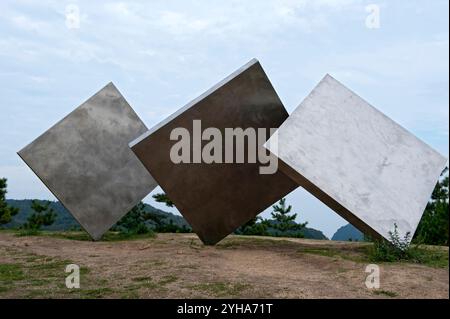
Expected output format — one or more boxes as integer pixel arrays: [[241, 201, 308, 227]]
[[130, 59, 297, 244]]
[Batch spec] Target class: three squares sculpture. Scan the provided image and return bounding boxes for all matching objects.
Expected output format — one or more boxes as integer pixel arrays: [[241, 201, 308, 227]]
[[19, 59, 447, 244]]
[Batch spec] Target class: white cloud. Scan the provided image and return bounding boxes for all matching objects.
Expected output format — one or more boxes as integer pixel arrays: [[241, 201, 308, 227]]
[[0, 0, 368, 73], [28, 75, 50, 83], [157, 11, 211, 35], [11, 14, 47, 31]]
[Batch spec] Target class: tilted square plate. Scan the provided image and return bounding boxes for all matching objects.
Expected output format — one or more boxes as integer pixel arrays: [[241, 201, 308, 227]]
[[264, 75, 447, 243], [130, 59, 298, 245], [18, 83, 157, 240]]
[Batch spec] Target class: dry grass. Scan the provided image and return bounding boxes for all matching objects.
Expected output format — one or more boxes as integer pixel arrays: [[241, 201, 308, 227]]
[[0, 231, 448, 299]]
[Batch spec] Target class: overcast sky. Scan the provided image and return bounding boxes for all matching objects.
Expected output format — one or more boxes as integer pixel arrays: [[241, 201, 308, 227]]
[[0, 0, 448, 238]]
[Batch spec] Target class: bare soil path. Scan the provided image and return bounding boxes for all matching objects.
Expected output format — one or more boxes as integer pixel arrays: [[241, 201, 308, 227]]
[[0, 232, 448, 298]]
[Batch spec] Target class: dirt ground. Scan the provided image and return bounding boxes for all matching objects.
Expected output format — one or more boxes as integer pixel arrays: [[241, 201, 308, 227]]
[[0, 231, 448, 299]]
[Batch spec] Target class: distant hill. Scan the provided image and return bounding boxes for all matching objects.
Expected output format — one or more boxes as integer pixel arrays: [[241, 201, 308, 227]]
[[331, 224, 364, 241], [253, 219, 328, 240], [302, 227, 328, 240], [3, 199, 190, 231], [266, 225, 328, 240]]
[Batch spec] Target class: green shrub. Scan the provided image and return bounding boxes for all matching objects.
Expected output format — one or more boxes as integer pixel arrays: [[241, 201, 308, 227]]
[[368, 223, 448, 267], [369, 224, 417, 261]]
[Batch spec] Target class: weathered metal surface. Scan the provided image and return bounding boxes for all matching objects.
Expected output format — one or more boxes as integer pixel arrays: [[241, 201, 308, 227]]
[[264, 74, 447, 243], [18, 83, 157, 240], [130, 59, 298, 245]]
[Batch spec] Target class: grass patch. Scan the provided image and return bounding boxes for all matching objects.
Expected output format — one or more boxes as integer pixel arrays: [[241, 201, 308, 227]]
[[121, 290, 140, 299], [367, 243, 448, 268], [127, 274, 177, 291], [299, 247, 336, 258], [0, 286, 9, 293], [0, 248, 113, 298], [298, 246, 368, 263], [25, 256, 41, 262], [46, 231, 92, 241], [132, 276, 153, 282], [224, 234, 449, 268], [51, 231, 156, 242], [365, 223, 448, 268], [336, 267, 348, 273], [373, 290, 398, 298], [142, 260, 167, 268], [189, 282, 250, 297], [29, 278, 51, 286], [158, 275, 178, 285], [216, 237, 300, 253], [15, 229, 41, 237], [127, 277, 160, 290], [81, 287, 115, 298], [12, 230, 156, 242], [28, 258, 71, 271], [0, 264, 25, 283], [24, 289, 56, 298], [177, 264, 199, 269], [139, 281, 160, 289], [296, 242, 448, 268]]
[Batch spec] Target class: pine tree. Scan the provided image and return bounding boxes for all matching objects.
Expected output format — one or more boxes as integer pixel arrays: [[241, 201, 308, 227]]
[[152, 193, 174, 207], [0, 178, 19, 225], [414, 167, 449, 245], [24, 200, 56, 230], [270, 198, 307, 232], [235, 216, 268, 236], [115, 202, 147, 234], [115, 201, 182, 234]]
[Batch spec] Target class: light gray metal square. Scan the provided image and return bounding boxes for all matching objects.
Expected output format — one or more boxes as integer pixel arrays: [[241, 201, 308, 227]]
[[265, 74, 447, 243], [18, 83, 157, 240]]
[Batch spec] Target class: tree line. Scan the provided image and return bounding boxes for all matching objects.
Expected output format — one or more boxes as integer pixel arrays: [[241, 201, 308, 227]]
[[1, 167, 448, 245]]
